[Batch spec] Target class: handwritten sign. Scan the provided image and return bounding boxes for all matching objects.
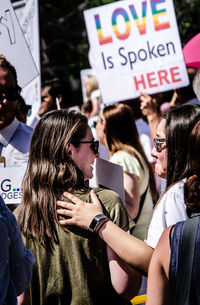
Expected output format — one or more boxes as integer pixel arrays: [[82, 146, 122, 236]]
[[14, 0, 41, 126], [0, 0, 38, 88], [84, 0, 189, 104]]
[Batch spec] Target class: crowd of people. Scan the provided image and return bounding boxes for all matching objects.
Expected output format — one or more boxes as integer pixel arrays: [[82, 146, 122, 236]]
[[0, 34, 200, 305]]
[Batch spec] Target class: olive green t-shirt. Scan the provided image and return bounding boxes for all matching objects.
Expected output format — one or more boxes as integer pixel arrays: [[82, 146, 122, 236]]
[[19, 188, 134, 305]]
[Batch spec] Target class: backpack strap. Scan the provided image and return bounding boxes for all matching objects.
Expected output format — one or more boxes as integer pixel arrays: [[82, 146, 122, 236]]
[[134, 184, 148, 223], [174, 216, 199, 305]]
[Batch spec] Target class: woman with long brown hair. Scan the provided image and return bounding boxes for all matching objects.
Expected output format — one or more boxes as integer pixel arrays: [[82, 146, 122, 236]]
[[15, 109, 141, 305], [146, 119, 200, 305], [96, 103, 157, 241]]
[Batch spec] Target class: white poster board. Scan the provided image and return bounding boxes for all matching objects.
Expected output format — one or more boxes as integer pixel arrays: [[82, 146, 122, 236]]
[[14, 0, 41, 126], [0, 166, 26, 204], [0, 159, 124, 204], [89, 157, 125, 203], [84, 0, 189, 104], [0, 0, 38, 88]]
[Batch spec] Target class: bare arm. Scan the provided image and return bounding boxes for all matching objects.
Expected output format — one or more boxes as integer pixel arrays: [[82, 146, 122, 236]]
[[57, 190, 153, 276], [146, 226, 174, 305], [90, 97, 99, 117], [107, 244, 141, 300], [124, 172, 140, 219]]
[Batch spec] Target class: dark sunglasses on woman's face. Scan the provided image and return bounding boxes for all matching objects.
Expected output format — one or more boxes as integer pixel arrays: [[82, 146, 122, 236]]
[[0, 86, 21, 103], [78, 140, 99, 154], [154, 138, 166, 152]]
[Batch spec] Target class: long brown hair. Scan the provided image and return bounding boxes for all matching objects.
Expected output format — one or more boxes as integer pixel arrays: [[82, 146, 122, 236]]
[[183, 120, 200, 216], [16, 110, 88, 248], [164, 104, 200, 187], [103, 103, 157, 202], [154, 104, 200, 209]]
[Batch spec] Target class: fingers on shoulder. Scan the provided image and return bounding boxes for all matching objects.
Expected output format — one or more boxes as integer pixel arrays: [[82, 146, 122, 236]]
[[90, 190, 101, 204]]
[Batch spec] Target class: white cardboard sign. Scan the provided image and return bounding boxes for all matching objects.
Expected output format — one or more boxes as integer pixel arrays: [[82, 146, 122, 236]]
[[0, 166, 26, 204], [0, 0, 38, 88], [89, 157, 125, 203], [84, 0, 189, 104]]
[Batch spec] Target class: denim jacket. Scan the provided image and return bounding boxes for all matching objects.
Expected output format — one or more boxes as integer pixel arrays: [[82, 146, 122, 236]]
[[0, 196, 35, 304]]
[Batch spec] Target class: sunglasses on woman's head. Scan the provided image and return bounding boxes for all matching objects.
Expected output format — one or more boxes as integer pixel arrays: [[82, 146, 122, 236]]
[[78, 140, 99, 154], [154, 138, 166, 152]]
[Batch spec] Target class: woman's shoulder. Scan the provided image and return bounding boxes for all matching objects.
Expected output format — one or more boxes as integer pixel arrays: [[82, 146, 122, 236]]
[[152, 180, 186, 217], [171, 179, 185, 190], [163, 180, 185, 199], [94, 187, 127, 214], [95, 187, 134, 230], [71, 189, 124, 209], [111, 149, 146, 167], [110, 150, 140, 171], [94, 187, 123, 203], [73, 188, 121, 199], [110, 150, 132, 160], [157, 180, 187, 219], [111, 149, 139, 158]]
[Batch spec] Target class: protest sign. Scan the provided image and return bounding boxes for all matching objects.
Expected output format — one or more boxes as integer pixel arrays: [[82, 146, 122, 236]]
[[0, 166, 26, 204], [84, 0, 189, 104], [0, 0, 38, 88], [14, 0, 41, 126], [89, 157, 125, 203]]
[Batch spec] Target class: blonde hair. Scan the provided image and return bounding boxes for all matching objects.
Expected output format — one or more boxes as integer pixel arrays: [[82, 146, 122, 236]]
[[85, 75, 99, 99]]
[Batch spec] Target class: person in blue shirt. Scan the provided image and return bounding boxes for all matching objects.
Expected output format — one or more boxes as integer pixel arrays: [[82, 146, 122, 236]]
[[0, 55, 33, 167], [0, 196, 35, 304]]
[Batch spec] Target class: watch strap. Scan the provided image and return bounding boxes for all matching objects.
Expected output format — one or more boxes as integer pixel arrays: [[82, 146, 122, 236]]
[[88, 214, 109, 233]]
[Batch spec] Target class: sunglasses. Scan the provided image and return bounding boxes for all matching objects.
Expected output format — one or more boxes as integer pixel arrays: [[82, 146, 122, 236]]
[[78, 140, 99, 154], [154, 138, 166, 152], [0, 86, 21, 103]]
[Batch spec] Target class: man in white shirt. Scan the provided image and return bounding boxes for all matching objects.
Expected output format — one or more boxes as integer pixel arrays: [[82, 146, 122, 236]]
[[0, 55, 33, 167], [39, 78, 70, 117]]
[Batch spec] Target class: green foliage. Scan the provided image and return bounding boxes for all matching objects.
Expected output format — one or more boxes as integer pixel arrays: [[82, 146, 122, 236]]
[[38, 0, 200, 82], [84, 0, 118, 7], [174, 0, 200, 46]]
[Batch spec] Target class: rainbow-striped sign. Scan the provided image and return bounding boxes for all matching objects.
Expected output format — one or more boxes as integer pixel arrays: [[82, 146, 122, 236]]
[[84, 0, 189, 104]]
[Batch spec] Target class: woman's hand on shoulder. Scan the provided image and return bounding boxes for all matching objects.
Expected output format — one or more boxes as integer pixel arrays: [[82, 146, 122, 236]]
[[57, 190, 103, 230]]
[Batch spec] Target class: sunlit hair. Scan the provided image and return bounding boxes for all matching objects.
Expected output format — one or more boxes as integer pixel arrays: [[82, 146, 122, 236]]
[[16, 110, 88, 248], [183, 120, 200, 216], [85, 75, 99, 99], [103, 103, 157, 202], [163, 104, 200, 188], [0, 54, 17, 84]]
